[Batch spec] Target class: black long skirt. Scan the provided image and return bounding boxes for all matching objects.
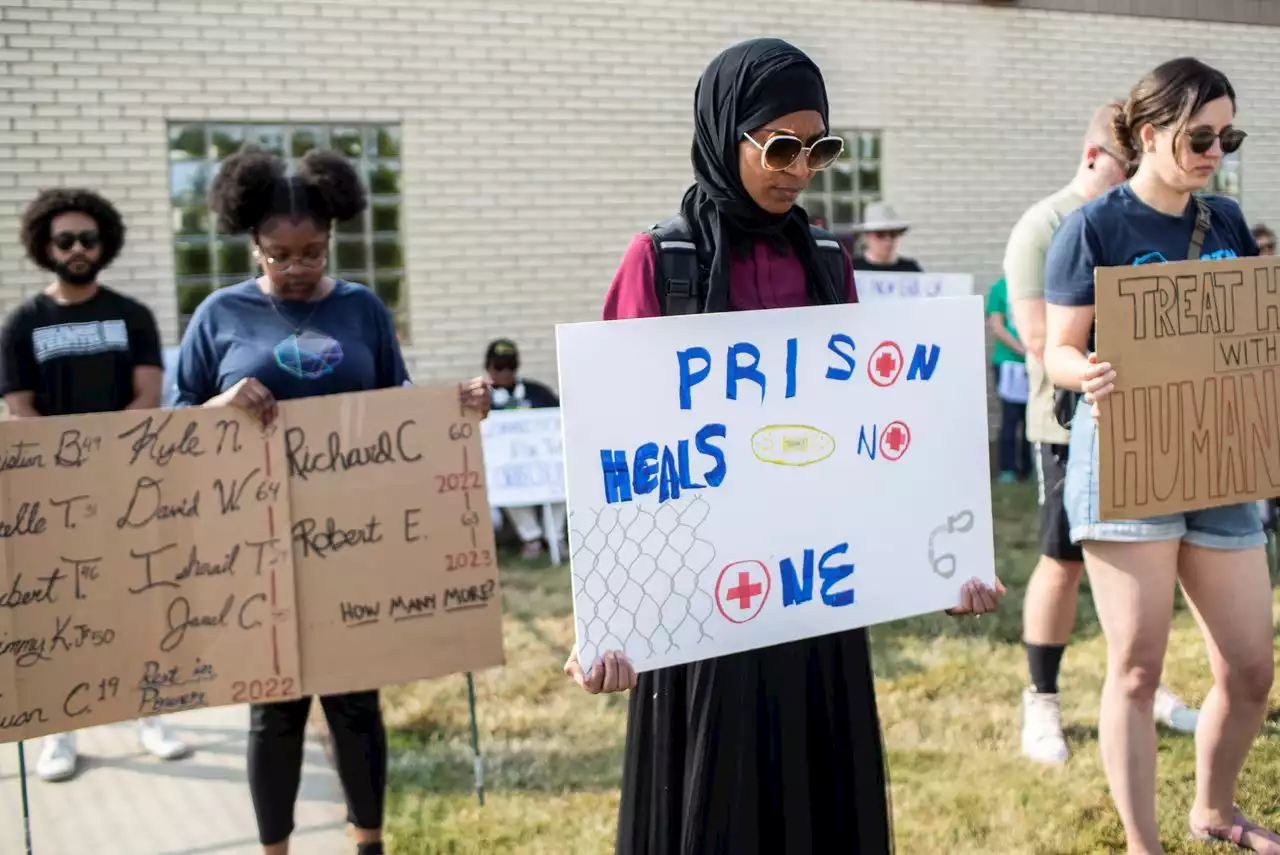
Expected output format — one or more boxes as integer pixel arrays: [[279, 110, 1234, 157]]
[[615, 627, 894, 855]]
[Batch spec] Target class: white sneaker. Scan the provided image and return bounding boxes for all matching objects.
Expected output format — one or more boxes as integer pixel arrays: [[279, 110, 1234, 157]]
[[138, 717, 190, 760], [1154, 685, 1200, 734], [1021, 688, 1070, 765], [36, 733, 78, 782]]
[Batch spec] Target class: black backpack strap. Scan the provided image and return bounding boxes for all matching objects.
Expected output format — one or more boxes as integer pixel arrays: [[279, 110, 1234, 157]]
[[808, 223, 848, 304], [649, 214, 702, 316], [1188, 195, 1212, 261]]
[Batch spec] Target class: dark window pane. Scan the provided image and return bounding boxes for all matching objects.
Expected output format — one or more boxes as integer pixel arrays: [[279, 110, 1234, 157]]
[[331, 126, 363, 158], [374, 126, 401, 158], [174, 242, 213, 277], [217, 239, 252, 278], [169, 124, 205, 160], [373, 238, 402, 270], [334, 239, 368, 271], [857, 132, 880, 161], [250, 125, 286, 157], [335, 212, 365, 235], [170, 162, 211, 205], [210, 125, 245, 159], [372, 202, 399, 233], [832, 199, 856, 228], [369, 161, 400, 195], [291, 126, 323, 158], [830, 163, 853, 194], [858, 163, 881, 194], [173, 206, 208, 236], [178, 281, 214, 318], [374, 273, 402, 309]]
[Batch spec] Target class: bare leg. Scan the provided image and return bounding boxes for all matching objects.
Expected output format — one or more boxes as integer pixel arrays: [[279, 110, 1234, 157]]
[[1023, 555, 1083, 645], [1177, 544, 1275, 829], [263, 843, 287, 855], [1083, 539, 1180, 855]]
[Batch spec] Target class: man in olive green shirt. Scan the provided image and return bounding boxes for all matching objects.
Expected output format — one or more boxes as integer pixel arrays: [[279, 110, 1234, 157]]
[[1003, 102, 1199, 765]]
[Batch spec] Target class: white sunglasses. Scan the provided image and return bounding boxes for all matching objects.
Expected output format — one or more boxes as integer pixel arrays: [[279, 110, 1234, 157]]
[[742, 131, 844, 172]]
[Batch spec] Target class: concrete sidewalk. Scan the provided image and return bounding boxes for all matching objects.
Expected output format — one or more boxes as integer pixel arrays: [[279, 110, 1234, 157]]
[[0, 705, 350, 855]]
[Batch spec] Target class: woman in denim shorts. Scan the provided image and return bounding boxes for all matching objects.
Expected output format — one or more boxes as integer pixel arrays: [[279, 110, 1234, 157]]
[[1044, 59, 1278, 855]]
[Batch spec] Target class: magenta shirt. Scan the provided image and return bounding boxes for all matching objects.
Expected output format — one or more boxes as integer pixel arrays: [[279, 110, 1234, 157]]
[[603, 233, 859, 320]]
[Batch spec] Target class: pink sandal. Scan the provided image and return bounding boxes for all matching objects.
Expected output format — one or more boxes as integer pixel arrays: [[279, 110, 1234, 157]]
[[1191, 807, 1280, 854]]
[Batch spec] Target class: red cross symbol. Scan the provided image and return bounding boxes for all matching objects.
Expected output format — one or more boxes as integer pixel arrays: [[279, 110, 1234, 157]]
[[727, 572, 762, 610], [867, 341, 904, 387], [715, 560, 771, 624], [879, 420, 912, 461]]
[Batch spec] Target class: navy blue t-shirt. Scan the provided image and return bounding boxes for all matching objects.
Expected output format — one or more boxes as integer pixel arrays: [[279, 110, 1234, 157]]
[[176, 279, 409, 405], [1044, 184, 1258, 309]]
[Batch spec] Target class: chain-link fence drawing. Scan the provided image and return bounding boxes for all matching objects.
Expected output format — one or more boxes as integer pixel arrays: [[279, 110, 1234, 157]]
[[570, 494, 718, 669]]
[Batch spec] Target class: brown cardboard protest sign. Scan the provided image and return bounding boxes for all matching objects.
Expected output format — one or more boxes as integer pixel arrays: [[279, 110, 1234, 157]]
[[1096, 255, 1280, 520], [282, 386, 504, 698], [0, 408, 299, 742], [0, 385, 504, 744]]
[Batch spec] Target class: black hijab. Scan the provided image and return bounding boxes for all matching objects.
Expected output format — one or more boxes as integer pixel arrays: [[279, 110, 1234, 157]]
[[681, 38, 845, 313]]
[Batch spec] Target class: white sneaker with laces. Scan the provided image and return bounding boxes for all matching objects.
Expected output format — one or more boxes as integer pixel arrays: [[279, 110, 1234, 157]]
[[36, 732, 78, 782], [1154, 685, 1200, 734], [138, 717, 190, 761], [1021, 688, 1070, 765]]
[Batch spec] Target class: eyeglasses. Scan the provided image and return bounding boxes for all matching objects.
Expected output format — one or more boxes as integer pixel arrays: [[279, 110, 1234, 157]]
[[51, 230, 100, 252], [1183, 125, 1247, 156], [260, 246, 328, 272], [1259, 242, 1276, 254], [742, 131, 844, 172]]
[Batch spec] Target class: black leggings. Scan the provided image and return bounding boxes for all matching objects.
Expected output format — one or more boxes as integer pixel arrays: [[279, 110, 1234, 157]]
[[248, 690, 388, 846]]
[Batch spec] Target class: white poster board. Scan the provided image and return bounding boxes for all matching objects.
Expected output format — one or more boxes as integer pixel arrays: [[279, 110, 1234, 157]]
[[480, 408, 566, 507], [854, 271, 974, 302], [557, 297, 995, 673]]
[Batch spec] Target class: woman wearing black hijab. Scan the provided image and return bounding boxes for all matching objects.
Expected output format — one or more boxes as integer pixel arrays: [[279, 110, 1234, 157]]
[[568, 38, 1005, 855]]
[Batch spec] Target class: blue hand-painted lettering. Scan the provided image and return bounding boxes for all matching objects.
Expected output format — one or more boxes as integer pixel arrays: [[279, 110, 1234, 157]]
[[599, 423, 727, 505]]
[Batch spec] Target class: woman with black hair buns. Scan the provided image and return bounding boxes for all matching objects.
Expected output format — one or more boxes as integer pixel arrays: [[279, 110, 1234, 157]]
[[175, 145, 490, 855]]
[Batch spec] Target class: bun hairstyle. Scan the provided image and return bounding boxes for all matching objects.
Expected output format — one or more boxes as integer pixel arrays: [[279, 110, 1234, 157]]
[[1113, 57, 1236, 167], [208, 145, 367, 235]]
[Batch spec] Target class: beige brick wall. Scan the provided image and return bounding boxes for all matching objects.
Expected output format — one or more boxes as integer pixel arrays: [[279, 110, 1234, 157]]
[[0, 0, 1276, 397]]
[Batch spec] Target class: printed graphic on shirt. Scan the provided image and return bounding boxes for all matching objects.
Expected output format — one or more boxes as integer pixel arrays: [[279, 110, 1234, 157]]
[[1133, 248, 1239, 266], [32, 320, 129, 364], [273, 329, 344, 380]]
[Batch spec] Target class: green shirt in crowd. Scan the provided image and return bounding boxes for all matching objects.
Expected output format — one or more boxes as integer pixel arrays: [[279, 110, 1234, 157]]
[[985, 278, 1024, 366]]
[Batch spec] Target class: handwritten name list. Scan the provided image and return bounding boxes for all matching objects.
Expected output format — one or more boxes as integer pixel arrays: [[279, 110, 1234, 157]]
[[0, 408, 299, 741], [0, 385, 505, 743], [285, 387, 504, 697]]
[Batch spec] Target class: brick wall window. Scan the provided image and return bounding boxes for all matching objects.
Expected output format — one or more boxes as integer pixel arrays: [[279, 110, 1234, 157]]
[[801, 130, 883, 231], [167, 122, 406, 337]]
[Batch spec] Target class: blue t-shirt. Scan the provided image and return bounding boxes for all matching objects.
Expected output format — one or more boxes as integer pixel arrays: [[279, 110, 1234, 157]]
[[176, 279, 409, 405], [1044, 184, 1258, 308]]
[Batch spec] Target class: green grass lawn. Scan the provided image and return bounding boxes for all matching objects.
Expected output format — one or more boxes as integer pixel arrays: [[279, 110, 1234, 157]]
[[380, 482, 1280, 854]]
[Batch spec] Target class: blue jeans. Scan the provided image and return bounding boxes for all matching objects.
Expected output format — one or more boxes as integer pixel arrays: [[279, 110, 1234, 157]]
[[994, 365, 1031, 478], [1063, 399, 1265, 549]]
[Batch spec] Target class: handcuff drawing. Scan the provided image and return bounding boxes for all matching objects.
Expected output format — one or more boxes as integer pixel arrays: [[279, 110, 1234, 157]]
[[927, 509, 975, 579]]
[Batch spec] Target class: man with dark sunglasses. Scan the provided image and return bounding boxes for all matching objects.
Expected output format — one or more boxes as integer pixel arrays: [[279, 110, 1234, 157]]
[[0, 188, 190, 781], [1002, 104, 1199, 766]]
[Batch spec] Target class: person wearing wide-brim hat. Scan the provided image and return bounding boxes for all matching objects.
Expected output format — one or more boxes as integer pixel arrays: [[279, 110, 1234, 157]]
[[850, 202, 923, 272]]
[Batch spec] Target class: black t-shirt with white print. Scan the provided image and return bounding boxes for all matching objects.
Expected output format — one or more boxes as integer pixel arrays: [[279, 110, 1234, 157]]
[[0, 286, 163, 416]]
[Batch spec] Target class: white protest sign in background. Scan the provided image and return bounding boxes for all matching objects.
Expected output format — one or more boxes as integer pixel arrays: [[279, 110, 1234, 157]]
[[480, 408, 566, 507], [854, 271, 974, 302], [556, 297, 995, 673]]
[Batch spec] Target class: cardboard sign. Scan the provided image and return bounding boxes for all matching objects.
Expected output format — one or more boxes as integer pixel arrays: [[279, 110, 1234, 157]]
[[283, 387, 504, 697], [556, 298, 995, 673], [480, 408, 566, 507], [0, 386, 503, 743], [1096, 255, 1280, 519], [853, 271, 974, 302], [0, 407, 299, 742]]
